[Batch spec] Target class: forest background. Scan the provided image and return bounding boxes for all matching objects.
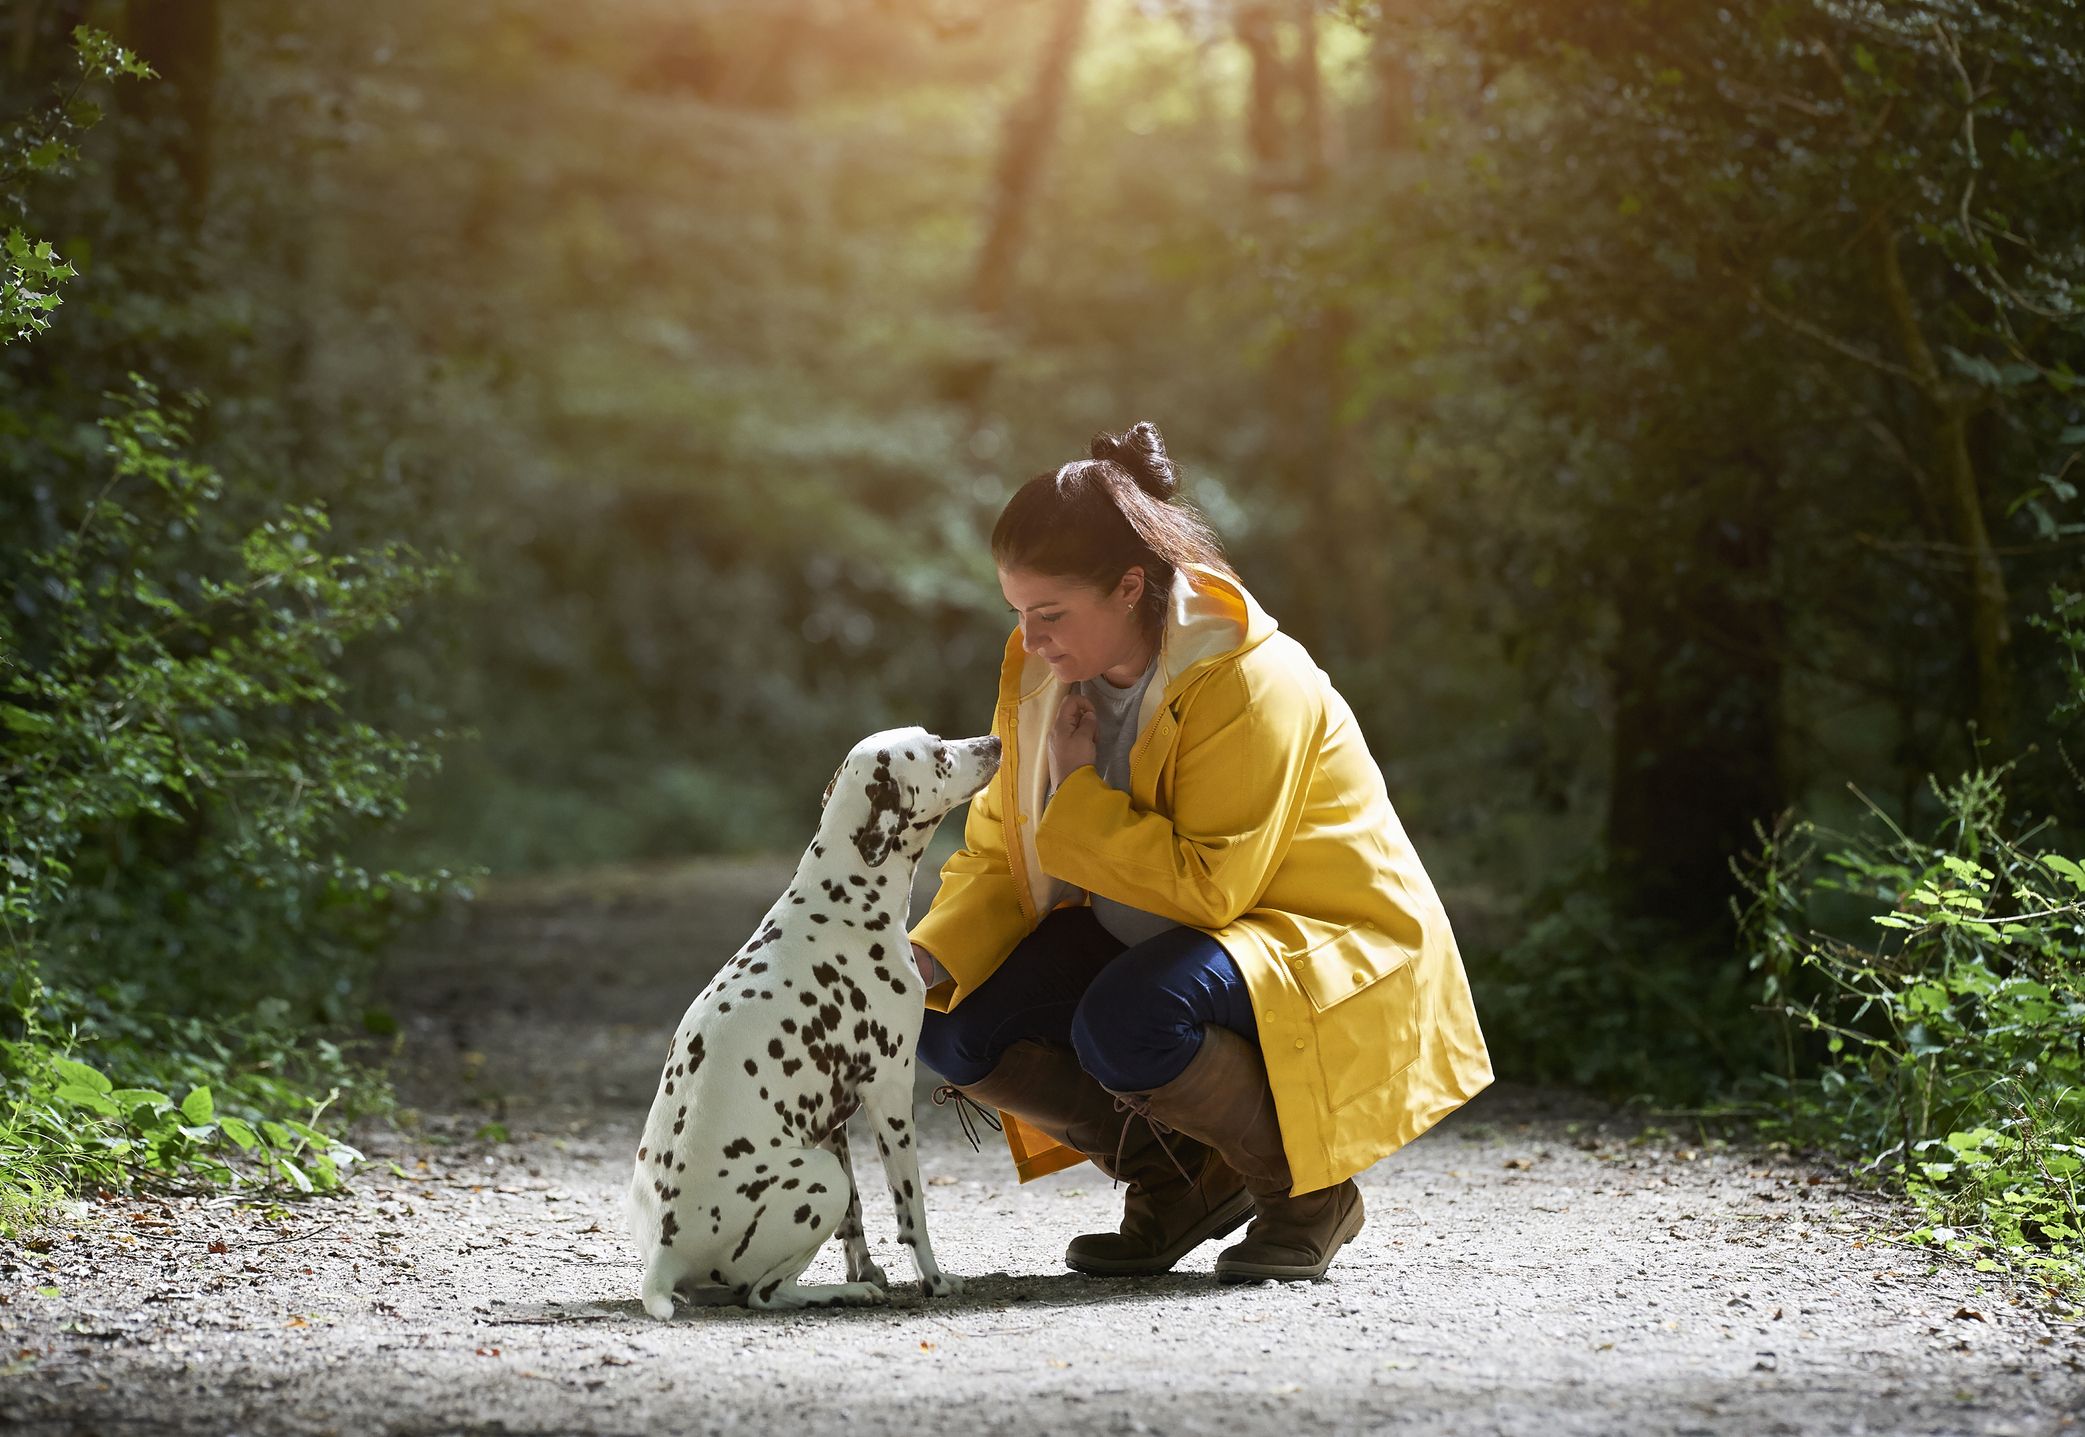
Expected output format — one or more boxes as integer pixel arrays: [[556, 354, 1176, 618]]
[[3, 0, 2083, 1299]]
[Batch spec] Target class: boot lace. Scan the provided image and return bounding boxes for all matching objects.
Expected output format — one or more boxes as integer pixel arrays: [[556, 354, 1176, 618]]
[[930, 1084, 1004, 1152], [1110, 1094, 1196, 1191]]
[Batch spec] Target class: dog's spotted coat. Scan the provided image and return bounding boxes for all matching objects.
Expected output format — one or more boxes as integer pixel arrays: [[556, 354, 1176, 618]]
[[627, 726, 1000, 1315]]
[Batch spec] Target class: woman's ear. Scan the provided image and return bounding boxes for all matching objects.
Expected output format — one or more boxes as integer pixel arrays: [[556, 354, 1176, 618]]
[[1115, 565, 1146, 609]]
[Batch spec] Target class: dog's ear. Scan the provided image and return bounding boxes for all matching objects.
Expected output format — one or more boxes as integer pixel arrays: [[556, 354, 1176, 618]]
[[850, 771, 910, 868]]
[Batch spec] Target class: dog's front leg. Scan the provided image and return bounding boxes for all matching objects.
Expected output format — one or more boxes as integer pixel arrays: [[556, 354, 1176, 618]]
[[859, 1059, 962, 1299], [818, 1123, 887, 1289]]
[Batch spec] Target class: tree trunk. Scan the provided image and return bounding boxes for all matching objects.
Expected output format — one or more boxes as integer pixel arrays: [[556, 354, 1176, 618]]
[[1876, 226, 2012, 749], [1292, 0, 1333, 188], [117, 0, 219, 237], [969, 0, 1087, 316], [1371, 32, 1415, 152], [1605, 461, 1786, 938], [1236, 4, 1285, 187]]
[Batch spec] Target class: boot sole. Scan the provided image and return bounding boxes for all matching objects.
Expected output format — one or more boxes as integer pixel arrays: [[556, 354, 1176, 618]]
[[1214, 1195, 1366, 1284], [1064, 1189, 1256, 1277]]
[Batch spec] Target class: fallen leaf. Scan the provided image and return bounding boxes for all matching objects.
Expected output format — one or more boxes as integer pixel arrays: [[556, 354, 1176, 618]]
[[475, 1346, 502, 1358], [1953, 1307, 1987, 1322], [207, 1241, 228, 1255], [286, 1316, 310, 1329], [927, 1175, 958, 1186], [919, 1341, 937, 1352], [1502, 1158, 1532, 1171]]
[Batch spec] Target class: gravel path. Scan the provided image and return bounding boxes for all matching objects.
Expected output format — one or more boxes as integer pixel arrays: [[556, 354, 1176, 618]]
[[3, 857, 2080, 1436]]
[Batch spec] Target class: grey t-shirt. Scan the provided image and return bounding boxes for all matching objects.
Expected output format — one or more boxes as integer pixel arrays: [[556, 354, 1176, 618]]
[[1050, 654, 1181, 948]]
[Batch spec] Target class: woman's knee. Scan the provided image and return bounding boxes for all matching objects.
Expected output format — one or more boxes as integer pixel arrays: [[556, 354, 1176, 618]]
[[1069, 970, 1200, 1094], [916, 1013, 994, 1087]]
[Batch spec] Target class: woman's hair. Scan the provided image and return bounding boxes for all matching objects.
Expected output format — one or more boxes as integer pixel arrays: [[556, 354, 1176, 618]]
[[991, 422, 1234, 633]]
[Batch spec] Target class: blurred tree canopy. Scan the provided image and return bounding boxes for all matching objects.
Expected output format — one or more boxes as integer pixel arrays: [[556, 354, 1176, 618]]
[[4, 0, 2081, 1093]]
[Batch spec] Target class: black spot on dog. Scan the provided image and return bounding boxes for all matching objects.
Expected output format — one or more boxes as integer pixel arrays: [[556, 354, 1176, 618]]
[[732, 1209, 765, 1262], [810, 914, 829, 924], [723, 1137, 755, 1159], [811, 961, 840, 987], [794, 1203, 813, 1224], [660, 1212, 679, 1246], [768, 1038, 785, 1060], [743, 1059, 758, 1076], [758, 1278, 782, 1302], [637, 1145, 647, 1159]]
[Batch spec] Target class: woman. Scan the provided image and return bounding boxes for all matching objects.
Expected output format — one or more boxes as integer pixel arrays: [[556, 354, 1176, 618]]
[[908, 421, 1492, 1283]]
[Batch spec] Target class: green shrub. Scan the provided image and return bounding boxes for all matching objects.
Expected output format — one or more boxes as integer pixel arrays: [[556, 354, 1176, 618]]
[[1466, 859, 1771, 1102], [0, 29, 461, 1221], [1737, 764, 2084, 1295]]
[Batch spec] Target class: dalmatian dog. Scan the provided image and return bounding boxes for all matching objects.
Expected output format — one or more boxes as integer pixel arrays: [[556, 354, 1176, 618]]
[[627, 726, 1000, 1315]]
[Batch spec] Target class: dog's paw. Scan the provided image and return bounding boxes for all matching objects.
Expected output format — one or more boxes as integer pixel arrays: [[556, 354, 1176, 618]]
[[849, 1260, 891, 1289], [920, 1271, 964, 1300]]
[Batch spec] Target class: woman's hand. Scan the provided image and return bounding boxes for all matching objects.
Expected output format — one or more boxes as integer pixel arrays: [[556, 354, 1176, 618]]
[[911, 943, 944, 985], [1048, 692, 1098, 789]]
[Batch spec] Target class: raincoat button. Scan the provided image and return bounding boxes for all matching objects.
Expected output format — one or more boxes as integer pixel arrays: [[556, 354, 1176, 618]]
[[1353, 972, 1366, 987], [1293, 1038, 1307, 1050]]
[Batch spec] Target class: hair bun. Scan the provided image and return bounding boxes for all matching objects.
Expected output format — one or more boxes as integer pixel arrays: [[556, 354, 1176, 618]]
[[1090, 421, 1177, 499]]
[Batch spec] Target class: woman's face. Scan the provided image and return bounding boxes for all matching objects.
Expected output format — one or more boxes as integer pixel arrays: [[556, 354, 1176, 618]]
[[998, 565, 1147, 685]]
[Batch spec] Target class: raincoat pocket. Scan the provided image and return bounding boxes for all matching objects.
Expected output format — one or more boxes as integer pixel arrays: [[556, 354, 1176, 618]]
[[1287, 926, 1423, 1111]]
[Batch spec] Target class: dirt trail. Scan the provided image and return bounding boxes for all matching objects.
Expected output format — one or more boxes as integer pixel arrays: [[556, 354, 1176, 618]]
[[3, 857, 2080, 1436]]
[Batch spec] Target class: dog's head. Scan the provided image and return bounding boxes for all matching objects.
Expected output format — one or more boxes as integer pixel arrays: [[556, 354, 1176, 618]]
[[819, 726, 1001, 869]]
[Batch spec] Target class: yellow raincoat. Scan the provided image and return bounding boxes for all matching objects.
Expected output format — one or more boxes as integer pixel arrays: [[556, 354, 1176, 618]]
[[909, 564, 1493, 1196]]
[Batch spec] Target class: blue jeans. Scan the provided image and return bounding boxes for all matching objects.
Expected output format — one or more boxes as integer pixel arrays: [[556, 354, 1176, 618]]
[[917, 907, 1259, 1094]]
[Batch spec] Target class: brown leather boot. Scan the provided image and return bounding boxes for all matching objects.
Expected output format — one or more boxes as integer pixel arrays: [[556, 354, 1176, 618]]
[[947, 1039, 1252, 1276], [1116, 1026, 1365, 1283]]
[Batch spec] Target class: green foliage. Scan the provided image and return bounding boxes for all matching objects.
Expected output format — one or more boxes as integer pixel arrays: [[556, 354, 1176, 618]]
[[1737, 766, 2085, 1294], [0, 27, 152, 342], [0, 1042, 363, 1218], [0, 376, 456, 1215], [0, 23, 459, 1223], [2027, 583, 2085, 726], [1, 379, 461, 1003], [1467, 867, 1771, 1102]]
